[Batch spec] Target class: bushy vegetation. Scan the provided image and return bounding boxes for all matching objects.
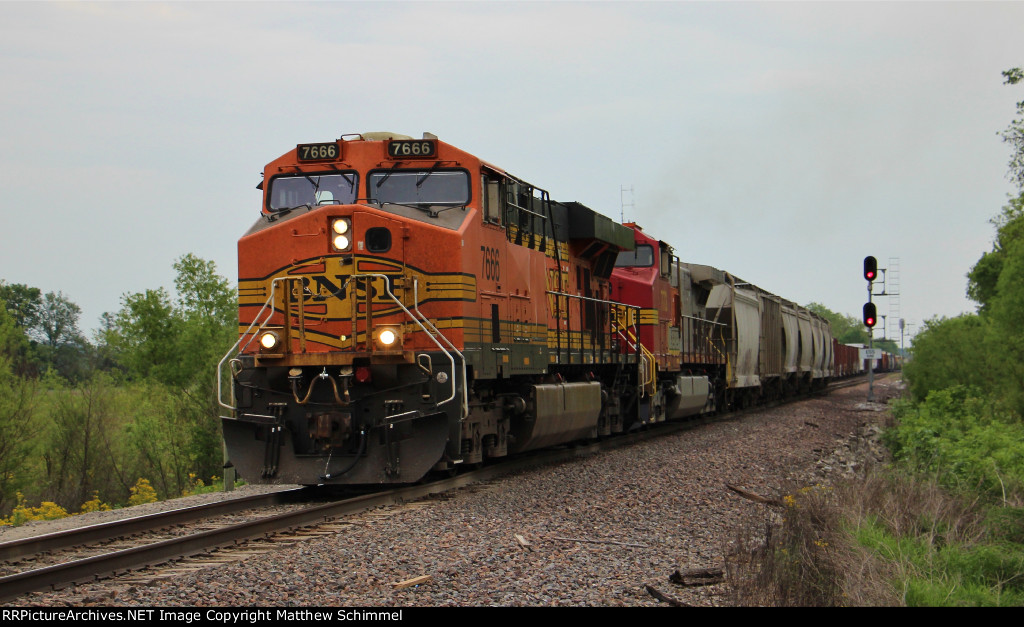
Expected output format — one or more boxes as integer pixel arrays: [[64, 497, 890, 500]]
[[859, 68, 1024, 605], [732, 474, 1024, 606], [731, 68, 1024, 606], [887, 388, 1024, 499], [0, 254, 236, 523]]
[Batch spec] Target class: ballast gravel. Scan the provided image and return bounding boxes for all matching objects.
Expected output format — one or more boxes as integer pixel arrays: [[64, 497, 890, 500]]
[[6, 377, 900, 607]]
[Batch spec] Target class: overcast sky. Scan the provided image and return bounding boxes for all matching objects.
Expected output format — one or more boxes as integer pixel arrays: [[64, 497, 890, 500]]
[[2, 1, 1022, 345]]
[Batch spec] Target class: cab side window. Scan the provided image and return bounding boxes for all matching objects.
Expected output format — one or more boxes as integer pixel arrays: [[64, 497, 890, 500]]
[[482, 175, 503, 225]]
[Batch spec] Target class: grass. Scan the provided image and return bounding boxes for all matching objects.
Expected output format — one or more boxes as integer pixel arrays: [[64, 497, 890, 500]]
[[727, 472, 1024, 606]]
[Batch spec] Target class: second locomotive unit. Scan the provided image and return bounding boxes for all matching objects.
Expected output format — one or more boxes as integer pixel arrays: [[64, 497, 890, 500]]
[[219, 132, 834, 486]]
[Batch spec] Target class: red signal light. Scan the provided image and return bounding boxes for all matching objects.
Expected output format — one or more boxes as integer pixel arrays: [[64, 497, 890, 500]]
[[864, 256, 878, 282], [863, 302, 877, 328]]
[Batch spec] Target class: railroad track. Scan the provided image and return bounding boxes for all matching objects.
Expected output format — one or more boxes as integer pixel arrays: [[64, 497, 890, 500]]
[[0, 489, 319, 602], [0, 375, 875, 604], [0, 433, 664, 603]]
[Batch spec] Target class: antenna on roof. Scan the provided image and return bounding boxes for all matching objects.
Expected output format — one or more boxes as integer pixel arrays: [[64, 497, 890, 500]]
[[620, 185, 634, 224]]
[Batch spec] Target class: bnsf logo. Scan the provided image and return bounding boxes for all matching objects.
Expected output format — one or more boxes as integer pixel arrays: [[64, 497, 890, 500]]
[[296, 275, 395, 302]]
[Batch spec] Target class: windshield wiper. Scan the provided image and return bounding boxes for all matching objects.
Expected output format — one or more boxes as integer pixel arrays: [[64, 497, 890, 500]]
[[337, 172, 355, 191], [382, 201, 432, 214], [415, 161, 443, 188], [304, 174, 322, 203], [375, 162, 403, 188], [266, 204, 312, 221], [382, 202, 464, 218]]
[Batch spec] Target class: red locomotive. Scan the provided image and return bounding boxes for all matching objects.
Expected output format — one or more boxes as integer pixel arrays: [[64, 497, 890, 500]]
[[218, 133, 835, 485]]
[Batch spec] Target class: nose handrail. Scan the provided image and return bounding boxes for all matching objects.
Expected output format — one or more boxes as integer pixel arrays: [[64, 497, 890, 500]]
[[217, 273, 467, 422]]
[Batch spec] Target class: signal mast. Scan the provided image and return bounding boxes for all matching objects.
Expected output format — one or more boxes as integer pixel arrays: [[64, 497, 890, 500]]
[[863, 256, 878, 402]]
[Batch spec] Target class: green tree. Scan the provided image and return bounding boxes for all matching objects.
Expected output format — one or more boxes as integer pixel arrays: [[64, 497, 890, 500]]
[[42, 373, 121, 507], [911, 69, 1024, 417], [0, 256, 237, 513], [0, 282, 41, 376], [903, 315, 994, 403], [874, 337, 901, 355], [0, 282, 41, 331], [967, 196, 1024, 313], [106, 287, 179, 382], [1000, 67, 1024, 189], [0, 283, 92, 381], [170, 254, 237, 482], [986, 217, 1024, 417], [171, 253, 237, 387], [33, 291, 82, 349], [91, 312, 123, 375], [36, 291, 91, 382], [124, 382, 210, 497], [806, 302, 871, 345], [0, 300, 41, 513], [968, 68, 1024, 316], [107, 254, 235, 387], [103, 254, 237, 484]]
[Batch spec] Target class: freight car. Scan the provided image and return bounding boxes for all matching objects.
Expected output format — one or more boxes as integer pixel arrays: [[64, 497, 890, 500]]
[[832, 340, 863, 378], [841, 343, 900, 374], [218, 133, 835, 486]]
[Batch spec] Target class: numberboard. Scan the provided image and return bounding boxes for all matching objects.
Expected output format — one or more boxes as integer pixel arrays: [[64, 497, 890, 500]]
[[297, 143, 341, 161], [387, 139, 437, 159]]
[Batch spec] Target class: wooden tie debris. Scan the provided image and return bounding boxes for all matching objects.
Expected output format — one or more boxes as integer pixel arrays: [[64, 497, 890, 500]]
[[726, 483, 784, 507], [393, 575, 432, 590]]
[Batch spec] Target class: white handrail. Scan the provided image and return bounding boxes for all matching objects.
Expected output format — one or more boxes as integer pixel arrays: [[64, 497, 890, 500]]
[[218, 276, 294, 411], [356, 273, 464, 417], [413, 278, 468, 420], [217, 272, 465, 419]]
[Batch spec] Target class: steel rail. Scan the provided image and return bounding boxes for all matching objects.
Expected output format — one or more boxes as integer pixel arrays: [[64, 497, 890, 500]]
[[0, 424, 690, 604], [0, 375, 871, 603], [0, 489, 305, 563]]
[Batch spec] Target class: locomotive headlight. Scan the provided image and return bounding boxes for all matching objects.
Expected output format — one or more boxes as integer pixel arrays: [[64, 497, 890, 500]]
[[374, 325, 402, 351], [378, 329, 397, 346], [332, 234, 351, 251], [331, 219, 352, 251], [259, 331, 280, 350]]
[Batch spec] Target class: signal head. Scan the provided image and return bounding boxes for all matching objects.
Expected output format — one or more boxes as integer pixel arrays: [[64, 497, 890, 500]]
[[863, 302, 877, 328], [864, 256, 878, 282]]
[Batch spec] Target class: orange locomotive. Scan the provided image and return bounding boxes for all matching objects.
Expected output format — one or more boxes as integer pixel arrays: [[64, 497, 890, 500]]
[[218, 132, 829, 486]]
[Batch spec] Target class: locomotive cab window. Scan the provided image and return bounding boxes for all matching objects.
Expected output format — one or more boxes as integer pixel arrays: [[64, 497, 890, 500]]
[[368, 169, 470, 206], [268, 172, 358, 212], [614, 244, 654, 268], [482, 175, 503, 224]]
